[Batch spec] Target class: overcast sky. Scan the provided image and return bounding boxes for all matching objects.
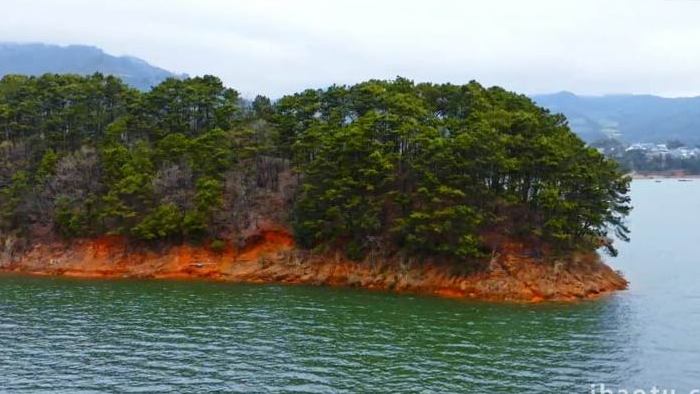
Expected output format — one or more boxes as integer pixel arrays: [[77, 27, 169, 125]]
[[2, 0, 700, 98]]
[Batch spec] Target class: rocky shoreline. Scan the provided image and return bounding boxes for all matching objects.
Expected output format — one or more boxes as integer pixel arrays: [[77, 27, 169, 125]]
[[0, 230, 628, 303]]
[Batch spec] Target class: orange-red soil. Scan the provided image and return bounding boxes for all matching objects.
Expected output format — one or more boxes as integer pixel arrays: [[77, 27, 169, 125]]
[[0, 230, 627, 302]]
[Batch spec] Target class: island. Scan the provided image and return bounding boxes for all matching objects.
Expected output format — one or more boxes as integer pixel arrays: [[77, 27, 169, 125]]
[[0, 74, 630, 302]]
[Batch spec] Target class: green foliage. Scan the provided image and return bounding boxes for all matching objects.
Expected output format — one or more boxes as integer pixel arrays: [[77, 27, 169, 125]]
[[35, 149, 59, 182], [194, 177, 223, 213], [181, 210, 208, 240], [0, 74, 631, 264], [191, 129, 235, 176], [155, 133, 191, 163], [0, 73, 137, 150], [284, 78, 631, 260], [209, 239, 226, 253], [251, 95, 274, 120], [0, 171, 30, 231], [132, 203, 182, 240], [98, 141, 155, 234], [54, 196, 100, 238], [145, 76, 239, 137], [293, 113, 393, 254]]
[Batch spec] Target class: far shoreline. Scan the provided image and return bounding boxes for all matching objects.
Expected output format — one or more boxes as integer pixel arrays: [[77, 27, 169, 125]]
[[628, 171, 700, 180]]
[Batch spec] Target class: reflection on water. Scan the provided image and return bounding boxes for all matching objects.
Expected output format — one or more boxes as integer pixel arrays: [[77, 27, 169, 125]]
[[1, 180, 699, 392]]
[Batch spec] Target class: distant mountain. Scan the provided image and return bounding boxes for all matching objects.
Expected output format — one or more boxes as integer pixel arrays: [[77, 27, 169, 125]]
[[0, 42, 185, 91], [532, 91, 700, 145]]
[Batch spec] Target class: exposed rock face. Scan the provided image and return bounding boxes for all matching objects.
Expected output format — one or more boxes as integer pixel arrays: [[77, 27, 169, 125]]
[[0, 229, 627, 302]]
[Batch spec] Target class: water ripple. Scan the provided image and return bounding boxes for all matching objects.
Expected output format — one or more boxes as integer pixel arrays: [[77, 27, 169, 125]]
[[0, 275, 654, 393]]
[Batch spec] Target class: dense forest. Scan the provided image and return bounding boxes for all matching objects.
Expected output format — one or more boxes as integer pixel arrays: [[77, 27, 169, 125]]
[[0, 73, 631, 262]]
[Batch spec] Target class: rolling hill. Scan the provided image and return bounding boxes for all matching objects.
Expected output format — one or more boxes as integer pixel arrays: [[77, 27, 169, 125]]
[[533, 91, 700, 145], [0, 42, 184, 91]]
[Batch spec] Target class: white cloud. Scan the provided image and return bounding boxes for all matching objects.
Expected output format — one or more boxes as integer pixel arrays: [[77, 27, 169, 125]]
[[1, 0, 700, 97]]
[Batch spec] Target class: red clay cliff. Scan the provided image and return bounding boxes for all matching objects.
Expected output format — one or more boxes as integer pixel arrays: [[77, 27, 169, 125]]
[[0, 228, 627, 302]]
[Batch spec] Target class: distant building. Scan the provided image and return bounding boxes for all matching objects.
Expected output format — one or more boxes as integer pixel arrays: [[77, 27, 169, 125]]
[[625, 142, 700, 160]]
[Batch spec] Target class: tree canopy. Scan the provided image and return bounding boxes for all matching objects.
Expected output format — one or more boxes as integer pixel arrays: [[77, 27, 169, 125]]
[[0, 74, 631, 261]]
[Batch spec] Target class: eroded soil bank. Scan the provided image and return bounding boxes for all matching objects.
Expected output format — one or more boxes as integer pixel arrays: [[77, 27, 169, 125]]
[[0, 230, 627, 302]]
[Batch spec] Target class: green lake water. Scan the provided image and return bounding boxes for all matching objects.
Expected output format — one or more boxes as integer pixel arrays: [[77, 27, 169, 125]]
[[1, 179, 699, 393]]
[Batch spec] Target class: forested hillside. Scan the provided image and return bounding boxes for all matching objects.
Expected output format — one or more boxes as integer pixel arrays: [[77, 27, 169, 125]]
[[0, 43, 182, 91], [533, 91, 700, 145], [0, 74, 631, 263]]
